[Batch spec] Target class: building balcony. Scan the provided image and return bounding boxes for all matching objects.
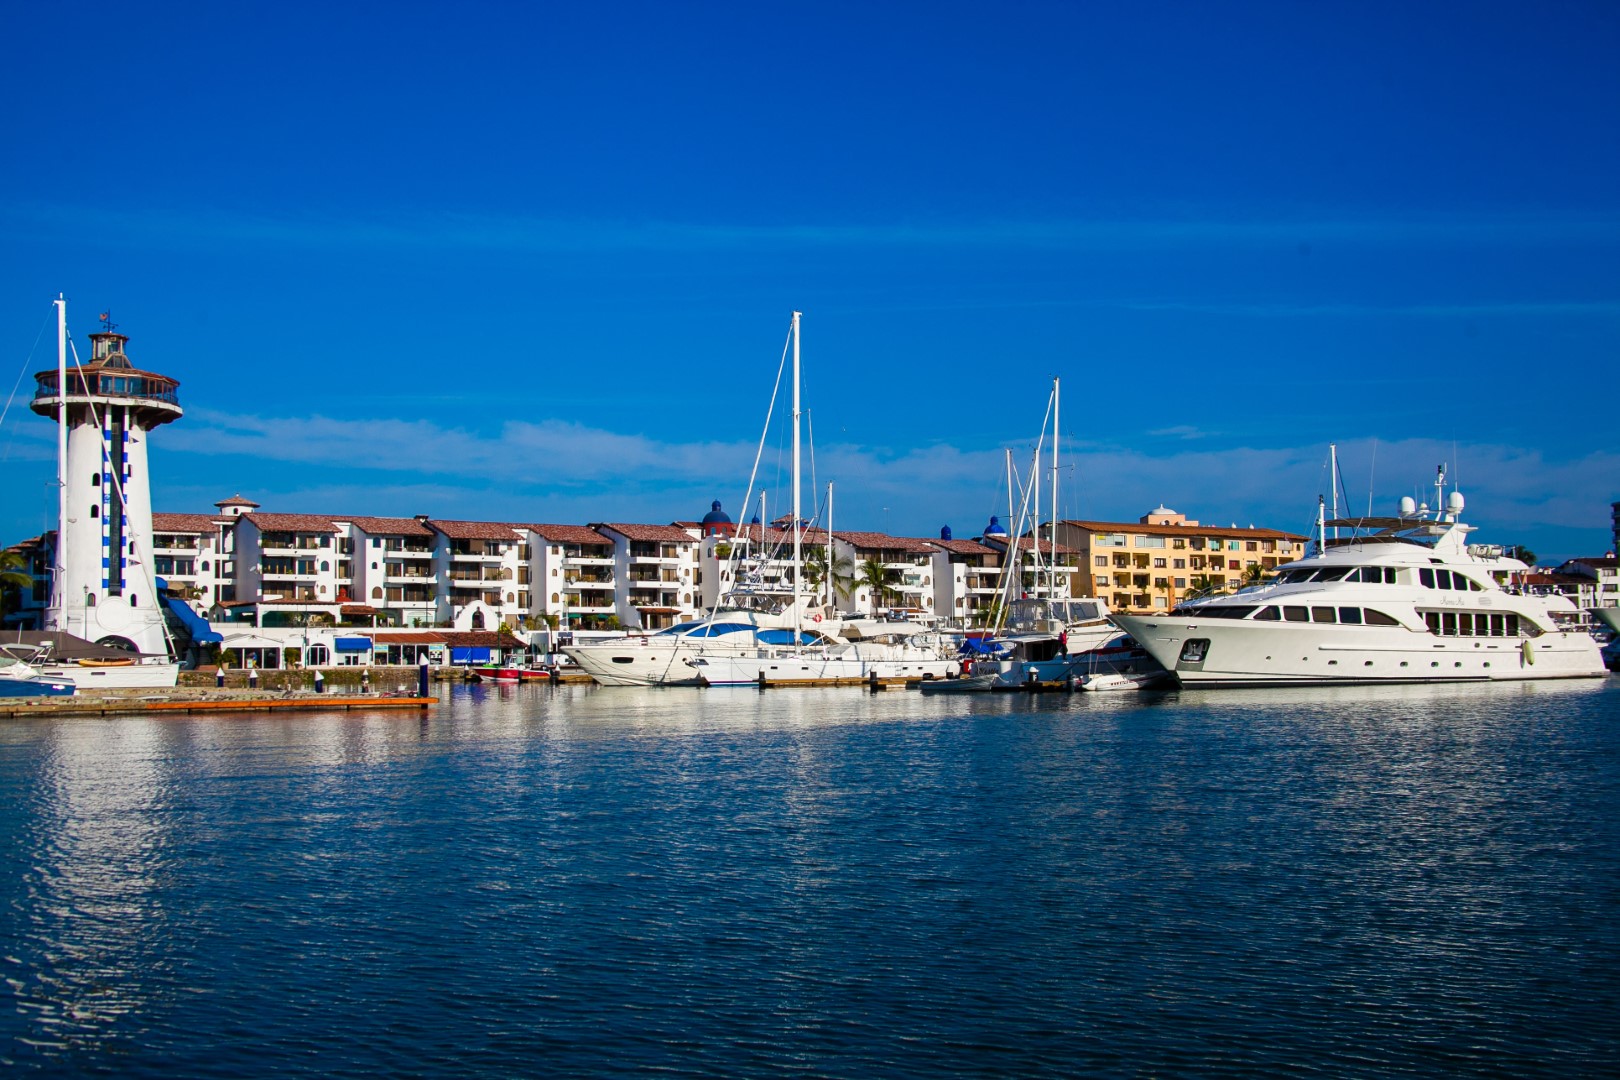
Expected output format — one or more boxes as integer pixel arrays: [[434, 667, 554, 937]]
[[449, 551, 505, 564], [385, 573, 437, 585]]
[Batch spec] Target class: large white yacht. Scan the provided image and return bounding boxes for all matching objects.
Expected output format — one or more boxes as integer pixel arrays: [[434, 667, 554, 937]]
[[1112, 486, 1606, 688]]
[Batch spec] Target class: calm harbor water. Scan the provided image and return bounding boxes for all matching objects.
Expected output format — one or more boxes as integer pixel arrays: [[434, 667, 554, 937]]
[[3, 678, 1617, 1077]]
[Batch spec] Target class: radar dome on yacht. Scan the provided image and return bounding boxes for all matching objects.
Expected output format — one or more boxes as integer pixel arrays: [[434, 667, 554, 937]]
[[1448, 492, 1466, 513], [1399, 496, 1416, 516]]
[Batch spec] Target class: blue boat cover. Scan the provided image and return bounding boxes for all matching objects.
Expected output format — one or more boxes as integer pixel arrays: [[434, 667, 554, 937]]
[[451, 646, 491, 663]]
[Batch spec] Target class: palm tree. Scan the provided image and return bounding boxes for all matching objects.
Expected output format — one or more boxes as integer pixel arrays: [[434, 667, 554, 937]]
[[857, 557, 893, 617], [803, 546, 854, 607], [1507, 544, 1537, 568], [1184, 574, 1225, 601], [1240, 563, 1269, 589], [0, 550, 30, 617]]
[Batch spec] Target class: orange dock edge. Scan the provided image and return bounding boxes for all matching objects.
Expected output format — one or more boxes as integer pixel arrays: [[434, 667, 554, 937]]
[[1, 695, 434, 718]]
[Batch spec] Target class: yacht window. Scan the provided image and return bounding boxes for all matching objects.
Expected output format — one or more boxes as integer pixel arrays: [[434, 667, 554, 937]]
[[1419, 568, 1435, 588], [1338, 607, 1363, 624], [1364, 609, 1400, 626], [1467, 577, 1482, 591], [1311, 606, 1336, 623], [1384, 567, 1398, 583], [1425, 612, 1441, 634], [1317, 567, 1353, 581], [1252, 606, 1281, 621], [1283, 606, 1309, 622], [1490, 613, 1505, 636], [1436, 569, 1453, 589], [1458, 613, 1474, 635], [1442, 612, 1457, 635]]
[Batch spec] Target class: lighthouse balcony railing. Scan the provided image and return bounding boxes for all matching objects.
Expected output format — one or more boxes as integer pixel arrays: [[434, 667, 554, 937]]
[[34, 373, 180, 406]]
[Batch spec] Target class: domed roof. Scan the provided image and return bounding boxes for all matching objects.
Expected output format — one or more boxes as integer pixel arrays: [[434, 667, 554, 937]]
[[983, 515, 1007, 538], [700, 500, 733, 526]]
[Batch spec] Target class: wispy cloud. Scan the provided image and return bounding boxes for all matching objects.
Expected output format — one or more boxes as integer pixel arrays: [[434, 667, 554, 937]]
[[11, 201, 1620, 257], [150, 411, 1620, 559]]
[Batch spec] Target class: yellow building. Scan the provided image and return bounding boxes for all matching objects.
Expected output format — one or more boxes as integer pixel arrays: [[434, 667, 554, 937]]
[[1053, 506, 1308, 613]]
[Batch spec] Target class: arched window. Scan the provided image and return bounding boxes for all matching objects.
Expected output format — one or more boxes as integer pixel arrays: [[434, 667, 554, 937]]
[[372, 586, 383, 599], [471, 610, 486, 630], [201, 560, 210, 570], [86, 593, 97, 606], [552, 592, 560, 603], [131, 594, 139, 606], [306, 644, 330, 666], [90, 504, 99, 518], [320, 561, 330, 572], [90, 472, 101, 486], [506, 592, 515, 603]]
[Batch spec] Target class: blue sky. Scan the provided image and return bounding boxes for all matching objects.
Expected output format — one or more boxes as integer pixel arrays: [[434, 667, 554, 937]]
[[2, 1, 1616, 561]]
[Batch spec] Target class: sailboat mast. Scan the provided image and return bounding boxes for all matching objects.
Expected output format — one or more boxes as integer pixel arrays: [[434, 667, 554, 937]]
[[826, 481, 834, 609], [1050, 377, 1059, 594], [53, 294, 68, 624], [791, 311, 802, 625], [1330, 442, 1339, 541]]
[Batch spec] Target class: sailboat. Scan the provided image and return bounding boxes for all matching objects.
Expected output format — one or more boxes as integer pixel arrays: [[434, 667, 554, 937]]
[[562, 313, 957, 687], [964, 378, 1117, 689]]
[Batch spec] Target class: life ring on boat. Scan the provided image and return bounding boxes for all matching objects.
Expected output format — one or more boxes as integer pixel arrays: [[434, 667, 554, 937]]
[[1521, 639, 1534, 665], [812, 614, 823, 623]]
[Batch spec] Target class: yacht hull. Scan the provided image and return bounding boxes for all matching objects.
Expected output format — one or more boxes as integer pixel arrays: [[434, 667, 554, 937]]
[[1112, 614, 1605, 687]]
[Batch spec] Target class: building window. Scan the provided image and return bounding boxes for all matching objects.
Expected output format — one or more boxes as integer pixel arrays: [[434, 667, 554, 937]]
[[1094, 555, 1107, 567], [90, 504, 99, 518]]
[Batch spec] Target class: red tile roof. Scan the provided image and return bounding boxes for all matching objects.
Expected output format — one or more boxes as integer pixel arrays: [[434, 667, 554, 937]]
[[835, 530, 937, 554], [999, 536, 1080, 556], [428, 519, 525, 541], [596, 523, 697, 543], [527, 523, 612, 546], [344, 516, 435, 537], [152, 512, 218, 532], [437, 631, 521, 646], [242, 512, 340, 533], [926, 538, 1000, 557], [372, 631, 449, 644]]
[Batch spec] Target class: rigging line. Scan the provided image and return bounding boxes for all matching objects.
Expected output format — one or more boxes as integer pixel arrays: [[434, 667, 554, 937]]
[[1367, 438, 1378, 519], [724, 320, 793, 607], [0, 304, 55, 449]]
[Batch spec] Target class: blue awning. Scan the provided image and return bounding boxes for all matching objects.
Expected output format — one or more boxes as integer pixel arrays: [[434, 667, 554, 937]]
[[155, 577, 223, 644], [451, 646, 491, 663], [334, 636, 373, 652]]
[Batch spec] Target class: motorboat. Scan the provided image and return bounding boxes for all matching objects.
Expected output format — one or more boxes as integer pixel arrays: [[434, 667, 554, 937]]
[[1074, 634, 1172, 691], [1111, 473, 1606, 688], [0, 643, 76, 697]]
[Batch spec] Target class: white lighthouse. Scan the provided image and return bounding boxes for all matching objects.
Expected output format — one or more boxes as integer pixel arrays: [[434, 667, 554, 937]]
[[32, 300, 183, 657]]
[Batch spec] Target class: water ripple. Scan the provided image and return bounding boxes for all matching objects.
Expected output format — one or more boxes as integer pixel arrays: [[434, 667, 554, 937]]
[[2, 679, 1617, 1075]]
